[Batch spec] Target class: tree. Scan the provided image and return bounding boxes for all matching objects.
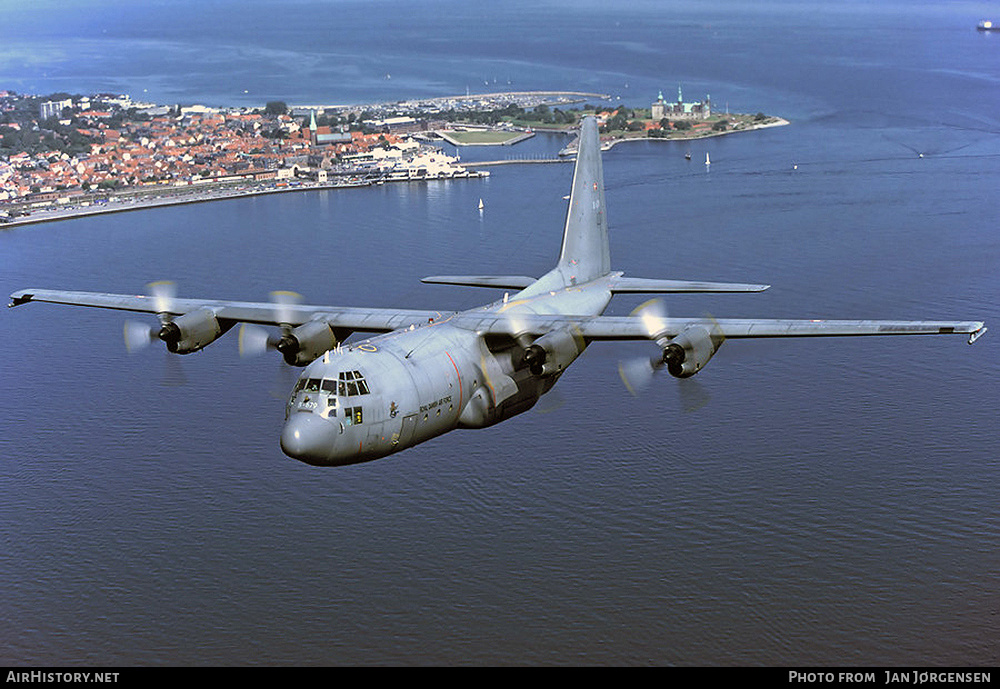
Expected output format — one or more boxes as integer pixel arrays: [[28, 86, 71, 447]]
[[604, 111, 628, 132], [265, 101, 288, 116], [532, 104, 553, 123]]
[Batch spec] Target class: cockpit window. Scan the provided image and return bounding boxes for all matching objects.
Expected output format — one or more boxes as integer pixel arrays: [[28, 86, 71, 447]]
[[344, 406, 363, 425], [337, 370, 370, 396], [295, 375, 369, 398]]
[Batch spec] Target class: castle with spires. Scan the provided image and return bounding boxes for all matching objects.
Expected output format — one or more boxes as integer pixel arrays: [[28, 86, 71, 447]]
[[651, 86, 711, 120]]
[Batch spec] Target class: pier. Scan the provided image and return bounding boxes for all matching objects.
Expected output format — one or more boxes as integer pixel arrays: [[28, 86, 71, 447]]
[[435, 129, 536, 147], [464, 158, 570, 168]]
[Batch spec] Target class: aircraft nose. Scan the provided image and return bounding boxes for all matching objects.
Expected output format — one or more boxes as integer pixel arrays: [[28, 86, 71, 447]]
[[280, 413, 334, 465]]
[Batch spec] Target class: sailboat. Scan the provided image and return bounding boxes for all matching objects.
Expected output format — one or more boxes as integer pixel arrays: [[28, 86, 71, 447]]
[[705, 152, 711, 166], [478, 198, 484, 211]]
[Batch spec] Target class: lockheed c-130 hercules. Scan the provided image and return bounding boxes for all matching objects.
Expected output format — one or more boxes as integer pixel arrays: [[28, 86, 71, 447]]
[[8, 117, 987, 466]]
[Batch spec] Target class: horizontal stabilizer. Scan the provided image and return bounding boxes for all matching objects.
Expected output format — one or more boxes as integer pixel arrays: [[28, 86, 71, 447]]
[[610, 276, 770, 293], [421, 275, 536, 289]]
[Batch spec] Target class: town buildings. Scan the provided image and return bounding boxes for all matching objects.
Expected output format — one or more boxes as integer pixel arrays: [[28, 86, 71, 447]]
[[1, 93, 434, 207], [1, 90, 524, 212]]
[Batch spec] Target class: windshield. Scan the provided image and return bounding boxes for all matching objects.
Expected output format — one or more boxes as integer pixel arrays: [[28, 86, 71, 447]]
[[337, 370, 370, 396]]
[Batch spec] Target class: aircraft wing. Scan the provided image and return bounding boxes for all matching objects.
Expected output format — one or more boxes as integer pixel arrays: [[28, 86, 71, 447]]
[[451, 312, 987, 344], [9, 289, 986, 345], [8, 288, 444, 332]]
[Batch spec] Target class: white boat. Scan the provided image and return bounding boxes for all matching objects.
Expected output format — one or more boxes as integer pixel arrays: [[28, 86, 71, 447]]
[[705, 153, 711, 165], [478, 198, 484, 211]]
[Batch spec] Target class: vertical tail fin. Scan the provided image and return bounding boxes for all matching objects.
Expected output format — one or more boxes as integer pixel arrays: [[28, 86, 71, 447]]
[[558, 116, 611, 283]]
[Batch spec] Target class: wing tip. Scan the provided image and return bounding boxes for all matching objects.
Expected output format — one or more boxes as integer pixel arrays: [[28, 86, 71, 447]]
[[968, 324, 987, 345], [8, 290, 34, 308]]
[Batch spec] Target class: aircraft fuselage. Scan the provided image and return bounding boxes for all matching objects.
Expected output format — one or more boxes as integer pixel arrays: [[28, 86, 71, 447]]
[[280, 277, 612, 465]]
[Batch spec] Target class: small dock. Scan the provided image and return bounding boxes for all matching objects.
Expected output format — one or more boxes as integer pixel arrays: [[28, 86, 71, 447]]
[[435, 129, 535, 147], [463, 158, 571, 168]]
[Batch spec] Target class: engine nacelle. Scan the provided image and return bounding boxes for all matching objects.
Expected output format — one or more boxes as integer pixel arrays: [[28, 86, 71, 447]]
[[158, 307, 231, 354], [519, 327, 584, 376], [277, 320, 342, 367], [662, 324, 722, 378]]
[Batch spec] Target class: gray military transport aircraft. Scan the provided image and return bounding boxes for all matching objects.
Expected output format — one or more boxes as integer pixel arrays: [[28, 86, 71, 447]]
[[8, 117, 987, 466]]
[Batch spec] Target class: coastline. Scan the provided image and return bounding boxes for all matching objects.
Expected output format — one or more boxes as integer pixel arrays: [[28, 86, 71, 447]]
[[2, 104, 788, 229], [554, 116, 791, 155], [605, 116, 790, 149], [0, 179, 371, 229]]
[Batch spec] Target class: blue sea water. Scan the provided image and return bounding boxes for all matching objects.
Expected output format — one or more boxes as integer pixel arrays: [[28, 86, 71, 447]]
[[1, 0, 998, 666]]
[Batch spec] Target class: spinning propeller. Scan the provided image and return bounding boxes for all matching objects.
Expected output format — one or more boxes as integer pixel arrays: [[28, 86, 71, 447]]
[[121, 281, 190, 386], [617, 298, 674, 394], [617, 298, 724, 398], [123, 280, 177, 352], [237, 290, 303, 359], [237, 291, 339, 367]]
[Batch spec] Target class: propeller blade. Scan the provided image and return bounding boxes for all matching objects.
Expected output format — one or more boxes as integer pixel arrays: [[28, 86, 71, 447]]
[[124, 319, 157, 353], [677, 378, 711, 413], [618, 353, 662, 396], [238, 323, 275, 358], [147, 280, 177, 315], [618, 299, 675, 395], [269, 361, 297, 400], [617, 298, 667, 395], [269, 290, 302, 326], [534, 387, 567, 414], [123, 281, 179, 353], [160, 352, 188, 388], [496, 293, 531, 339], [704, 311, 726, 347], [633, 298, 669, 339], [238, 291, 304, 361]]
